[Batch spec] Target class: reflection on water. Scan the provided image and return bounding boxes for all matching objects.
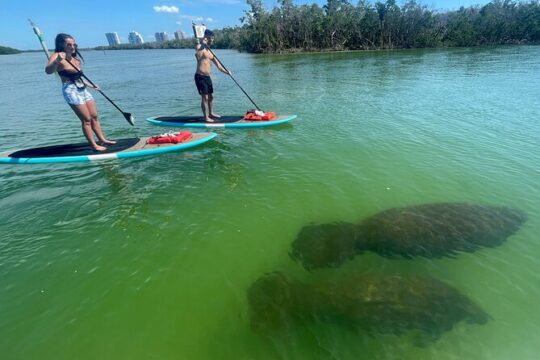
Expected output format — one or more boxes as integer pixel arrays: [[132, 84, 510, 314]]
[[98, 163, 129, 194], [204, 140, 245, 192]]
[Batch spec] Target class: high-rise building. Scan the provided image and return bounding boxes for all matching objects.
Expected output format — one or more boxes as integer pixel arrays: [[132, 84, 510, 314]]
[[174, 30, 186, 40], [105, 32, 121, 46], [155, 32, 169, 43], [128, 31, 144, 45]]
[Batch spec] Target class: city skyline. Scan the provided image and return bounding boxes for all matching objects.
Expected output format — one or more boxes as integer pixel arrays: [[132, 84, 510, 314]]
[[155, 31, 169, 43], [175, 30, 187, 40], [105, 32, 121, 46], [2, 0, 491, 50], [128, 31, 145, 45], [104, 29, 190, 46]]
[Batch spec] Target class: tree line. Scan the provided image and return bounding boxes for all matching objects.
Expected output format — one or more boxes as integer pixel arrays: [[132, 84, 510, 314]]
[[94, 0, 540, 53], [216, 0, 540, 53], [0, 45, 21, 55]]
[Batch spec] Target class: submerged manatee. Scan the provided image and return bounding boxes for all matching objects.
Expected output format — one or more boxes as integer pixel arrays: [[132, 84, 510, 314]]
[[247, 272, 489, 343], [291, 203, 527, 270]]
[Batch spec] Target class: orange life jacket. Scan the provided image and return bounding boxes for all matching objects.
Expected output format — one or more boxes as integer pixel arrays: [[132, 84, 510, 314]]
[[147, 131, 192, 144], [244, 111, 276, 121]]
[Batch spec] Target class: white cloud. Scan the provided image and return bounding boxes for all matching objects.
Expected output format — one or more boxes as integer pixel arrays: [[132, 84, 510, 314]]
[[177, 14, 215, 24], [179, 15, 202, 21], [176, 21, 182, 25], [153, 5, 180, 13], [201, 0, 239, 4]]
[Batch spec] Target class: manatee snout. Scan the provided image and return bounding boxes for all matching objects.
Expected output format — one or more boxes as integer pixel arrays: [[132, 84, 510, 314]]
[[290, 222, 359, 270], [247, 272, 293, 332]]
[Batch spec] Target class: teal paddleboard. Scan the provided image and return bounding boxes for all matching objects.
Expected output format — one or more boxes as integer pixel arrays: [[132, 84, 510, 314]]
[[0, 132, 216, 164], [146, 115, 297, 128]]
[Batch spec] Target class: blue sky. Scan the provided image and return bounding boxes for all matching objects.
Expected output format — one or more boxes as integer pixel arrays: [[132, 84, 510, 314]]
[[2, 0, 490, 50]]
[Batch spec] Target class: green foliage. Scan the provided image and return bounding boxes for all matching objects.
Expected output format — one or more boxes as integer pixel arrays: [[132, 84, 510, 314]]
[[93, 0, 540, 53], [0, 45, 21, 55], [225, 0, 540, 52], [443, 6, 480, 46]]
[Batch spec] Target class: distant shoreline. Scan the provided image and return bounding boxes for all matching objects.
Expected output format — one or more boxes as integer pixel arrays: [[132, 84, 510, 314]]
[[0, 45, 21, 55], [17, 42, 539, 57]]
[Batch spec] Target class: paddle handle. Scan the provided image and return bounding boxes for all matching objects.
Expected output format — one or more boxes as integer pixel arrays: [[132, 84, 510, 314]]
[[29, 19, 61, 82], [206, 47, 262, 111], [29, 19, 51, 60]]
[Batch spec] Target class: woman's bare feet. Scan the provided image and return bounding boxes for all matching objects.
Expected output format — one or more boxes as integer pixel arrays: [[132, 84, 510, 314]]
[[100, 139, 117, 145], [210, 113, 221, 119], [204, 117, 215, 123], [93, 144, 107, 151]]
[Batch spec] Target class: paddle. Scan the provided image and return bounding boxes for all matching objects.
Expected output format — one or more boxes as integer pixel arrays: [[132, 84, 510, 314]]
[[28, 19, 51, 60], [28, 19, 135, 126], [192, 23, 262, 111], [63, 58, 135, 126]]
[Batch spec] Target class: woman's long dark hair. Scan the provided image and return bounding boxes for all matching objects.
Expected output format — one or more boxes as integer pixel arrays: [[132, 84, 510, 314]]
[[54, 33, 84, 63]]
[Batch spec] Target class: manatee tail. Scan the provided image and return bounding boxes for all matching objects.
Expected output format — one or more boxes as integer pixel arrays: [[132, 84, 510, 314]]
[[464, 301, 491, 325], [509, 207, 528, 224], [496, 206, 527, 228]]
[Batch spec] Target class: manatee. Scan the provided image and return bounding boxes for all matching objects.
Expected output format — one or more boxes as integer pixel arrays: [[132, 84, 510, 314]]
[[291, 203, 527, 270], [247, 272, 489, 344]]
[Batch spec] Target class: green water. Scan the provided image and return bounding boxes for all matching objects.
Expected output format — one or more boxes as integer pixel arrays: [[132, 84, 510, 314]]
[[0, 46, 539, 359]]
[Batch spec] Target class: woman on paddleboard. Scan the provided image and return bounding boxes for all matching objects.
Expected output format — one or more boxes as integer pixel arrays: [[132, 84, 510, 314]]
[[45, 33, 115, 151]]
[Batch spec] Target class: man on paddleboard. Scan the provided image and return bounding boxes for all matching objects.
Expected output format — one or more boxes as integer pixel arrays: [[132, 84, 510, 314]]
[[194, 29, 230, 122]]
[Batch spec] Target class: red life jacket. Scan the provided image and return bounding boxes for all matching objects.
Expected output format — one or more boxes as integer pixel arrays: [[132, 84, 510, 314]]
[[147, 131, 192, 144], [244, 111, 276, 121]]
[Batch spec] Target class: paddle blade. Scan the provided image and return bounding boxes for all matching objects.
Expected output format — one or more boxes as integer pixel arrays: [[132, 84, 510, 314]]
[[124, 113, 135, 126]]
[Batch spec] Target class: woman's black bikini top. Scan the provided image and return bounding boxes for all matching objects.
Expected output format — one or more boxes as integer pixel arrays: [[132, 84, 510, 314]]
[[58, 70, 83, 80], [58, 69, 86, 89]]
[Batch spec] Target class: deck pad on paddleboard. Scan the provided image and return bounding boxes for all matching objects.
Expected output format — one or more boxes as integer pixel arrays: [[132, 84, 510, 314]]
[[146, 114, 297, 128], [9, 138, 141, 158], [0, 133, 216, 164]]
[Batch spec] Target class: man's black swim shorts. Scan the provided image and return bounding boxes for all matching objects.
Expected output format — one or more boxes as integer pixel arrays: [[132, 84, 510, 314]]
[[194, 73, 213, 95]]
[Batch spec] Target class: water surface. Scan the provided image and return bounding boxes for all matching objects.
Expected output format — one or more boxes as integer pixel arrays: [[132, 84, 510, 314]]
[[0, 46, 539, 359]]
